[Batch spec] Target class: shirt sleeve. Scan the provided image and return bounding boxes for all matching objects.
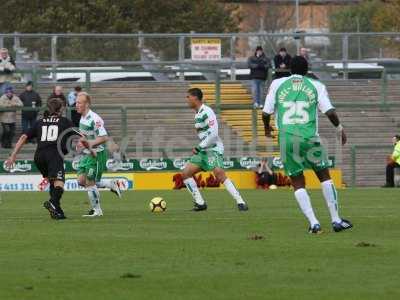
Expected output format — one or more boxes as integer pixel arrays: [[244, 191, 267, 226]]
[[392, 143, 400, 160], [198, 110, 219, 149], [263, 80, 278, 114], [317, 83, 334, 113], [94, 115, 107, 137]]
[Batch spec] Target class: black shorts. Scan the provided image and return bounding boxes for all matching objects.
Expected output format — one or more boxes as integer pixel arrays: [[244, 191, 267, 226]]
[[34, 149, 65, 182]]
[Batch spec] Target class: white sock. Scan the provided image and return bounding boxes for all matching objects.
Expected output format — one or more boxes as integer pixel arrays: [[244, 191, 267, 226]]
[[223, 178, 245, 205], [183, 178, 205, 205], [96, 180, 113, 189], [321, 180, 341, 223], [294, 188, 319, 227], [87, 185, 101, 211]]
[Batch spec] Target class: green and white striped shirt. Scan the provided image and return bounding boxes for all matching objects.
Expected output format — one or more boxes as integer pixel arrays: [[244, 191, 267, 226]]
[[194, 104, 224, 154], [79, 109, 108, 153]]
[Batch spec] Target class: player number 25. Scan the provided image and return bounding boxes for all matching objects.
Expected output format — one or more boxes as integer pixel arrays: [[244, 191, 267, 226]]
[[40, 125, 59, 142], [282, 101, 310, 125]]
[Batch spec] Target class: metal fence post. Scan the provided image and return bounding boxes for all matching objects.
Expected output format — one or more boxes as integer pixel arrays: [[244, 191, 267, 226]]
[[267, 68, 273, 87], [13, 32, 20, 49], [230, 36, 236, 81], [32, 69, 38, 89], [85, 70, 91, 91], [178, 36, 185, 81], [51, 36, 58, 82], [215, 69, 221, 115], [178, 36, 185, 62], [121, 106, 127, 139], [380, 68, 388, 110], [0, 36, 3, 48], [350, 145, 356, 187], [138, 31, 144, 49], [251, 108, 258, 155], [342, 34, 349, 80]]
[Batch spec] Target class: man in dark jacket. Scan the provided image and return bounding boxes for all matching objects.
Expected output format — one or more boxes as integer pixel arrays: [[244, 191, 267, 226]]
[[19, 81, 42, 143], [273, 48, 292, 79], [247, 46, 271, 109], [48, 85, 67, 107]]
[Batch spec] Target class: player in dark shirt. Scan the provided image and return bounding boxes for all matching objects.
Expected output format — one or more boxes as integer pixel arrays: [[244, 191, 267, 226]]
[[6, 98, 75, 220]]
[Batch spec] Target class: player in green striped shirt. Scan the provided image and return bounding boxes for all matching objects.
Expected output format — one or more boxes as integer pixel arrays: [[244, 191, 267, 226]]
[[262, 56, 352, 234], [182, 88, 248, 211], [76, 92, 122, 217]]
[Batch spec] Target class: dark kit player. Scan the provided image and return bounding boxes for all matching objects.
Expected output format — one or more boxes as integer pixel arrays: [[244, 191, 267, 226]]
[[6, 99, 75, 220]]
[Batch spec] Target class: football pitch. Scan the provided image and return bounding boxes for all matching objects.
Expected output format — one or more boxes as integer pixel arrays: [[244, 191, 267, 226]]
[[0, 188, 399, 300]]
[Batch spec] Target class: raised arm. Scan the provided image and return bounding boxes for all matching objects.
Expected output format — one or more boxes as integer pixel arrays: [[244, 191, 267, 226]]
[[5, 134, 28, 168]]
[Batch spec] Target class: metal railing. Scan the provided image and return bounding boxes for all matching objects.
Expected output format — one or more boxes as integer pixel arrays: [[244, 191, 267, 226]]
[[2, 32, 400, 72], [0, 104, 270, 157], [10, 66, 395, 107], [350, 144, 392, 187]]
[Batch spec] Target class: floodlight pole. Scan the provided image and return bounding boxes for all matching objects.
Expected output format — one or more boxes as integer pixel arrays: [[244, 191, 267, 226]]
[[295, 0, 300, 54]]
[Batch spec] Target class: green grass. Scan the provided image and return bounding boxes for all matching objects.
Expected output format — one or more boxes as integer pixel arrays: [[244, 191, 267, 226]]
[[0, 188, 399, 300]]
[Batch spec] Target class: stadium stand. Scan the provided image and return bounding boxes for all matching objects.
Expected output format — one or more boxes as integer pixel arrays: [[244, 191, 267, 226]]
[[1, 78, 398, 187]]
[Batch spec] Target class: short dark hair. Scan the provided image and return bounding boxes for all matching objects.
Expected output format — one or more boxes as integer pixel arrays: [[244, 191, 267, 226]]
[[279, 47, 287, 52], [395, 135, 400, 140], [187, 88, 203, 101], [290, 55, 308, 76], [75, 86, 82, 92], [47, 98, 63, 116]]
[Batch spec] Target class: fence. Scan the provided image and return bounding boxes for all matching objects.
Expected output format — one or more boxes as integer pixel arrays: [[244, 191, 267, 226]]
[[1, 65, 400, 186], [11, 66, 396, 108], [0, 105, 390, 186], [1, 32, 400, 69], [0, 104, 267, 158], [350, 145, 392, 187]]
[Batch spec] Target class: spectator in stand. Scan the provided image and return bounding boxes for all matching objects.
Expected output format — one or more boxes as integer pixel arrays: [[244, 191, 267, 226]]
[[383, 135, 400, 188], [0, 48, 16, 95], [248, 46, 271, 109], [19, 81, 42, 143], [255, 159, 277, 189], [0, 86, 23, 148], [273, 47, 292, 79], [299, 47, 310, 64], [299, 47, 318, 79], [67, 86, 82, 127], [48, 85, 67, 107]]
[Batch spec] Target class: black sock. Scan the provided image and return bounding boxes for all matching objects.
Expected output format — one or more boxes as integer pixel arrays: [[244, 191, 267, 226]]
[[50, 186, 64, 213], [49, 183, 55, 198]]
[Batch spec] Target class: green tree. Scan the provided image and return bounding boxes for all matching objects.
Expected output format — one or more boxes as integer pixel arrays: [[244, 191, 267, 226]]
[[372, 0, 400, 56], [328, 0, 382, 60], [0, 0, 240, 61]]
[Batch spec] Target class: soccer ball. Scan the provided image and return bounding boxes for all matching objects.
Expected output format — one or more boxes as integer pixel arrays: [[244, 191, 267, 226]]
[[269, 184, 278, 190], [149, 197, 167, 213]]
